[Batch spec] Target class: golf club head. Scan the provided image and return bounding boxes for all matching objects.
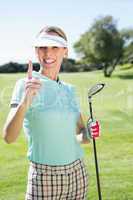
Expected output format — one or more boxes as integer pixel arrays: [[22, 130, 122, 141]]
[[88, 83, 105, 98]]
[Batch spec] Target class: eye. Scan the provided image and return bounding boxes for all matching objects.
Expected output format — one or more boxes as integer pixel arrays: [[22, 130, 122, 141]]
[[53, 46, 58, 49], [39, 47, 47, 50]]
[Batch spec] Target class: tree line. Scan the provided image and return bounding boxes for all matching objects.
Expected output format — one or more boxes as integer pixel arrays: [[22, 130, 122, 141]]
[[0, 15, 133, 77], [0, 59, 102, 74]]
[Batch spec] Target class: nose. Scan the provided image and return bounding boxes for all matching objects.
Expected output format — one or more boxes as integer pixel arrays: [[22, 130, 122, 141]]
[[44, 47, 53, 57]]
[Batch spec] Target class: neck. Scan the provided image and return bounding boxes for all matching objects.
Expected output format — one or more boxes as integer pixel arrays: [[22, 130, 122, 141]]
[[39, 67, 58, 81]]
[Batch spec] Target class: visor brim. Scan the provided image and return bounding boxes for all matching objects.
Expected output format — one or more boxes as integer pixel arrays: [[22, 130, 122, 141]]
[[33, 35, 67, 47]]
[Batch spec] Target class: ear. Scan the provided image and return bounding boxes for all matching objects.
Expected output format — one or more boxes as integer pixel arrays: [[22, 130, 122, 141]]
[[64, 48, 68, 58]]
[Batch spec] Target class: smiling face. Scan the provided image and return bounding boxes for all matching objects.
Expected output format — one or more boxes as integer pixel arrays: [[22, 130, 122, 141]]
[[35, 32, 68, 80], [36, 46, 67, 70]]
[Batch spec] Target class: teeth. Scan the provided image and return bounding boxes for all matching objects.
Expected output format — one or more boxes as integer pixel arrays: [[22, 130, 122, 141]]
[[44, 59, 55, 64]]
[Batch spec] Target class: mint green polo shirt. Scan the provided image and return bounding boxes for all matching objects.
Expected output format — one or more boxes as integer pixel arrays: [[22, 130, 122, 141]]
[[10, 71, 84, 165]]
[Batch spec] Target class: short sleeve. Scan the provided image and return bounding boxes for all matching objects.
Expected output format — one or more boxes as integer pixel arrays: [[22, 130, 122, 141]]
[[10, 79, 25, 107]]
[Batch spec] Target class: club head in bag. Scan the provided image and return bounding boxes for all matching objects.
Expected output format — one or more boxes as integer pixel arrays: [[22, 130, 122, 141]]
[[88, 83, 105, 98]]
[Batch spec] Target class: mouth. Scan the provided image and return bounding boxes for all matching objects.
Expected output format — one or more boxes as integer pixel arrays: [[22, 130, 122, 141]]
[[42, 58, 56, 66]]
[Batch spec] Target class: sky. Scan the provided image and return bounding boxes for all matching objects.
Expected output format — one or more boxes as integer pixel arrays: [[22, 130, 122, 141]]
[[0, 0, 132, 64]]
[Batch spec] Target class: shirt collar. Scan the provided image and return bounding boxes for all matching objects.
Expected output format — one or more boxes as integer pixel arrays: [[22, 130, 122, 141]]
[[32, 71, 61, 85]]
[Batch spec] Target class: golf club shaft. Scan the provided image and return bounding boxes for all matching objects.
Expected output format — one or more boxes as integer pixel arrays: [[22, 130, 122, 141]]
[[89, 101, 93, 120], [89, 99, 102, 200], [93, 138, 102, 200]]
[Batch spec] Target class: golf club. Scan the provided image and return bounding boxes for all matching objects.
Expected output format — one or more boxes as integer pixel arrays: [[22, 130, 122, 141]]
[[87, 83, 105, 200]]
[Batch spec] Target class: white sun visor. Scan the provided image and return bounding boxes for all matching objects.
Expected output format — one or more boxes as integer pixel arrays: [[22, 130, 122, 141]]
[[33, 33, 67, 48]]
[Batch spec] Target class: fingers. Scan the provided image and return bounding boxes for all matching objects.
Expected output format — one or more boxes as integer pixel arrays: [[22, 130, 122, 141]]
[[25, 82, 41, 90], [24, 60, 42, 106], [88, 120, 100, 139], [25, 77, 42, 96], [91, 121, 99, 131], [27, 60, 33, 80], [26, 78, 42, 88], [26, 60, 41, 94]]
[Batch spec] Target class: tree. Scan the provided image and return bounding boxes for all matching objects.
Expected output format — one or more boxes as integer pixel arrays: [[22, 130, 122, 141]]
[[74, 16, 124, 77], [120, 29, 133, 64]]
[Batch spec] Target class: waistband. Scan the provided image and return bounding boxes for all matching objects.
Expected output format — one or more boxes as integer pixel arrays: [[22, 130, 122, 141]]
[[30, 159, 85, 175]]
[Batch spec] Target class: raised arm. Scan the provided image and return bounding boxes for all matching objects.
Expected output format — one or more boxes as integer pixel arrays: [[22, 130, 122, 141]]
[[2, 61, 41, 143]]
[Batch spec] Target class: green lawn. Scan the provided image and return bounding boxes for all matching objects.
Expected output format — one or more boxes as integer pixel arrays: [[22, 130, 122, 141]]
[[0, 68, 133, 200]]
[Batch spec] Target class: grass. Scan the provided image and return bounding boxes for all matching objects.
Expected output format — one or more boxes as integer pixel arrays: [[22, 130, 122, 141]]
[[0, 68, 133, 200]]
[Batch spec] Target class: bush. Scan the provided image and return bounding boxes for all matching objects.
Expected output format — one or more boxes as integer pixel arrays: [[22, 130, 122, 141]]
[[0, 62, 40, 73]]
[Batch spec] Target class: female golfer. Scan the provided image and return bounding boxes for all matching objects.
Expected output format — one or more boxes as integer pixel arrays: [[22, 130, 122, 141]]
[[3, 26, 99, 200]]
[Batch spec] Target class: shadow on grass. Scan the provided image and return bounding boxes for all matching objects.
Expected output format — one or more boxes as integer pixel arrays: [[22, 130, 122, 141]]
[[113, 74, 133, 79], [120, 65, 133, 70]]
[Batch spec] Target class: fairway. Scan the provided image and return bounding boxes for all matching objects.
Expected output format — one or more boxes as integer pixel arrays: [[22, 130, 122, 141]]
[[0, 68, 133, 200]]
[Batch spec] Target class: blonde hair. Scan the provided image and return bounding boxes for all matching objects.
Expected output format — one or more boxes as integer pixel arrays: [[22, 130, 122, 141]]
[[38, 26, 67, 41]]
